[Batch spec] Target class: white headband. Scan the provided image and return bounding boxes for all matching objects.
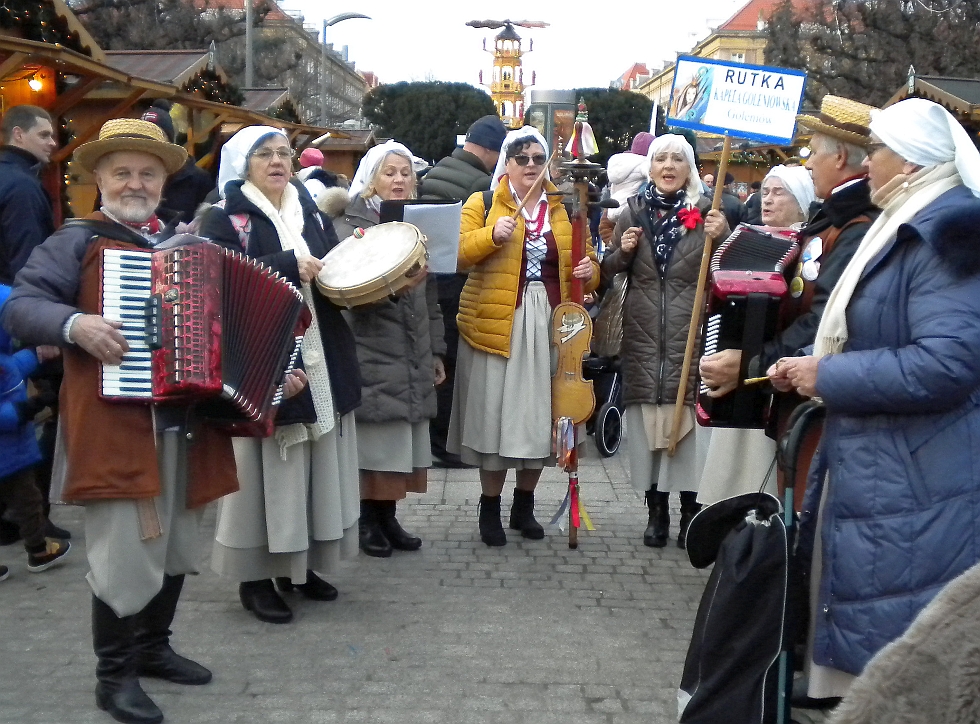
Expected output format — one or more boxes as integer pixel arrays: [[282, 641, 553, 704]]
[[870, 98, 980, 198], [349, 140, 416, 200], [490, 126, 550, 191], [217, 125, 288, 199], [764, 165, 816, 219]]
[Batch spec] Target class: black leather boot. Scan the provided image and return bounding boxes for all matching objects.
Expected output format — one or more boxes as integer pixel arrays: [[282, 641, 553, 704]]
[[643, 488, 670, 548], [677, 492, 702, 550], [509, 489, 544, 539], [478, 494, 506, 547], [239, 579, 293, 624], [134, 574, 212, 684], [276, 570, 338, 601], [376, 500, 422, 551], [92, 595, 163, 724], [359, 500, 393, 558]]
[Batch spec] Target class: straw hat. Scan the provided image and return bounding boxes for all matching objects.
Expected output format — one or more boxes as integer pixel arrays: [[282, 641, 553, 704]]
[[797, 95, 877, 148], [74, 118, 187, 174]]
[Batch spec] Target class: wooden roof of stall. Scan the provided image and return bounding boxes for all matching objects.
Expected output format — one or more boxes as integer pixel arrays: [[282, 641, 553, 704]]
[[886, 75, 980, 122], [0, 34, 343, 164], [104, 49, 229, 87]]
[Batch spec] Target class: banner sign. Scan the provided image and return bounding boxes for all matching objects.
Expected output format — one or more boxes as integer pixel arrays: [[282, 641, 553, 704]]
[[666, 56, 807, 144]]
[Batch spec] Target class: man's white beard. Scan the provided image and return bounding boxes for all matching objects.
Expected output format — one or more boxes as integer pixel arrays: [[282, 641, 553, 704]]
[[103, 197, 157, 224]]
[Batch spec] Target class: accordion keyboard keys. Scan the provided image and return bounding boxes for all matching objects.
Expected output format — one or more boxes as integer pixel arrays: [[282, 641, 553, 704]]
[[101, 249, 153, 398]]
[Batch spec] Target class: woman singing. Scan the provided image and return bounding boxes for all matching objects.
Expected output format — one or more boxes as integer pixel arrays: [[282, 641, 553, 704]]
[[332, 141, 446, 558], [200, 126, 361, 624]]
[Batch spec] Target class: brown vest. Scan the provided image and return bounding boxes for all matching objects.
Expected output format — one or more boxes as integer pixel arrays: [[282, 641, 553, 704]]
[[60, 219, 238, 508]]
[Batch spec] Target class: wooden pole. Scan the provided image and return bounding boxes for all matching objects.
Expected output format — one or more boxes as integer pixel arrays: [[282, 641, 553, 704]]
[[667, 134, 732, 456]]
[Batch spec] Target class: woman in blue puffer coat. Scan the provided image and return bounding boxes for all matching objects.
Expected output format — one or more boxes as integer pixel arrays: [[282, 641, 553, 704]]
[[772, 99, 980, 699]]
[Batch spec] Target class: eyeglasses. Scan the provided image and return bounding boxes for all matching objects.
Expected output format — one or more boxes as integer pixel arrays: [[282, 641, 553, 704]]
[[511, 153, 548, 167], [252, 148, 295, 162]]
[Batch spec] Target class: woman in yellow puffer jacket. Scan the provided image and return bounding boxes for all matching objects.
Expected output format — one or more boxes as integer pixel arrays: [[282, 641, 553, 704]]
[[448, 127, 599, 547]]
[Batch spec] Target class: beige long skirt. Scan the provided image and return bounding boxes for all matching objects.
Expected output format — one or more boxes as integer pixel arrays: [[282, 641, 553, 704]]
[[448, 282, 554, 471], [697, 427, 778, 506], [624, 404, 710, 494], [356, 420, 430, 500], [212, 412, 360, 585]]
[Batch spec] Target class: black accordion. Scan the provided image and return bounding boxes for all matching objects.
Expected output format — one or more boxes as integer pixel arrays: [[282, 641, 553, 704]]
[[696, 224, 800, 428]]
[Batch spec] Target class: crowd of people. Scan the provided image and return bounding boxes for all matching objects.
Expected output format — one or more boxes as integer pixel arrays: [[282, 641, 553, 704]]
[[1, 89, 979, 723]]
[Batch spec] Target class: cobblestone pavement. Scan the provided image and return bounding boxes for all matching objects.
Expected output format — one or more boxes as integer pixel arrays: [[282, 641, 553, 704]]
[[0, 437, 829, 724]]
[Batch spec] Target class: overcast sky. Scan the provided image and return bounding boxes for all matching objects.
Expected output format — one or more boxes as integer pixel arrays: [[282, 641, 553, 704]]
[[279, 0, 746, 90]]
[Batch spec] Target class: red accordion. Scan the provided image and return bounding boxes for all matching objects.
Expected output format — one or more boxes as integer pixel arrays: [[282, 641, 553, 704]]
[[696, 224, 800, 429], [99, 237, 310, 436]]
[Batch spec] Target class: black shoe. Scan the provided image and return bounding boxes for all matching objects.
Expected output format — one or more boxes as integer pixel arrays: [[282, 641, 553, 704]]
[[276, 571, 338, 601], [677, 494, 702, 550], [509, 489, 544, 540], [643, 489, 669, 548], [26, 538, 70, 573], [134, 575, 212, 685], [96, 679, 163, 724], [44, 519, 71, 540], [478, 494, 506, 547], [376, 501, 422, 551], [239, 580, 293, 624], [359, 501, 393, 557], [92, 595, 163, 724]]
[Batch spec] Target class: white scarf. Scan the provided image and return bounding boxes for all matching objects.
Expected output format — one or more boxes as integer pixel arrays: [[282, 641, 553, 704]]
[[814, 162, 961, 358], [240, 180, 335, 453]]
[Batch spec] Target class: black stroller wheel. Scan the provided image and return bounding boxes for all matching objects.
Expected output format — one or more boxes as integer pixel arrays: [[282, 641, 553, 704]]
[[595, 402, 622, 457]]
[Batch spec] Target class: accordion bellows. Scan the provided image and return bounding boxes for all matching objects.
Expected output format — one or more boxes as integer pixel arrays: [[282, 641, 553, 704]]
[[100, 238, 309, 436]]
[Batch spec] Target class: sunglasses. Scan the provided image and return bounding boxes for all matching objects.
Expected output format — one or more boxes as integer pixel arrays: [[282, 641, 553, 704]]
[[511, 153, 548, 167]]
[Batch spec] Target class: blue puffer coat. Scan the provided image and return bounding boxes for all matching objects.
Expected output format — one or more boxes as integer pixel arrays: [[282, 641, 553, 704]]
[[0, 284, 40, 479], [802, 185, 980, 676]]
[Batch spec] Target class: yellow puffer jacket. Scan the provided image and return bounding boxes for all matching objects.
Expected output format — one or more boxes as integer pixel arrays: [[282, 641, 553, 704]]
[[457, 177, 600, 357]]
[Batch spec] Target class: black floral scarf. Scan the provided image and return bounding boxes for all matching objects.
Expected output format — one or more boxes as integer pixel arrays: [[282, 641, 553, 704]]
[[642, 184, 687, 276]]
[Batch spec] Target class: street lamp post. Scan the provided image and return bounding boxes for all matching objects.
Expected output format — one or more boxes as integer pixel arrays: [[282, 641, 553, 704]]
[[320, 13, 370, 126], [245, 0, 254, 88]]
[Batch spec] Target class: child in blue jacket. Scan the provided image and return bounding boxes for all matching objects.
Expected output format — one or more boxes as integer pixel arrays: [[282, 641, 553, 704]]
[[0, 284, 69, 577]]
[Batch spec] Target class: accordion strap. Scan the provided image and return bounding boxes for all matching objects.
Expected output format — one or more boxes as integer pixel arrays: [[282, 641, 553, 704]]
[[63, 218, 154, 249]]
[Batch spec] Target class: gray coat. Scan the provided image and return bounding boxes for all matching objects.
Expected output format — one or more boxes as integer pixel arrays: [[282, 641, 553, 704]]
[[601, 193, 712, 407], [332, 196, 446, 424]]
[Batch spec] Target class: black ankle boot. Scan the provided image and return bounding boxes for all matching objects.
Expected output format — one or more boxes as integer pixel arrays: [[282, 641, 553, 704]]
[[643, 489, 670, 548], [238, 579, 293, 624], [677, 492, 702, 550], [92, 595, 163, 724], [509, 489, 544, 539], [276, 570, 338, 601], [359, 501, 393, 558], [478, 494, 506, 547], [376, 500, 422, 551], [134, 574, 212, 685]]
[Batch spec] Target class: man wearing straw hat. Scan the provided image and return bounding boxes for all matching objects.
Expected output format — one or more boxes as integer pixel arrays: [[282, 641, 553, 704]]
[[700, 96, 879, 417], [1, 118, 241, 724]]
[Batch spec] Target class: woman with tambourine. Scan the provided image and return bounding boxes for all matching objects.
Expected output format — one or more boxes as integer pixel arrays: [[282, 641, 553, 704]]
[[448, 127, 599, 548], [332, 141, 446, 559]]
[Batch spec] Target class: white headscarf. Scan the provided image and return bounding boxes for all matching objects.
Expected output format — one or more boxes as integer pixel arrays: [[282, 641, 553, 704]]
[[870, 98, 980, 198], [490, 126, 550, 191], [763, 165, 815, 219], [348, 140, 415, 200], [217, 125, 288, 199], [646, 134, 702, 202]]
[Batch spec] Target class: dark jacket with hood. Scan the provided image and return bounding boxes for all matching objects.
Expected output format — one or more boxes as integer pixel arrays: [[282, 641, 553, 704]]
[[332, 195, 446, 424], [0, 146, 54, 285], [198, 179, 361, 424], [601, 192, 713, 407]]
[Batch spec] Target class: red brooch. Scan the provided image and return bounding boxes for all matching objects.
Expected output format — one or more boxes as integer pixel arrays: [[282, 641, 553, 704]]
[[677, 207, 702, 230]]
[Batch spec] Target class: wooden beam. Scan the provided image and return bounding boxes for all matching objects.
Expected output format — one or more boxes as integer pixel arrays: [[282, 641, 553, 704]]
[[773, 147, 789, 162], [51, 88, 147, 163], [50, 76, 104, 117], [196, 112, 231, 138], [0, 53, 28, 82]]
